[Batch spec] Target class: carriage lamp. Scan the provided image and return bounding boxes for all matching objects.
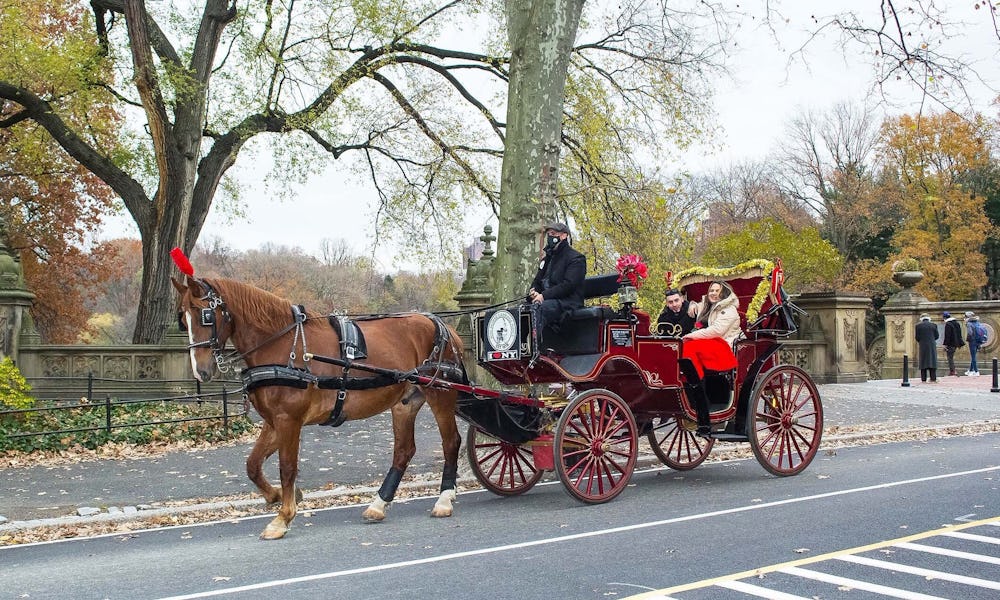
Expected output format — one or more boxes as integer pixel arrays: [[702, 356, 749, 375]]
[[615, 254, 647, 310], [618, 284, 639, 306]]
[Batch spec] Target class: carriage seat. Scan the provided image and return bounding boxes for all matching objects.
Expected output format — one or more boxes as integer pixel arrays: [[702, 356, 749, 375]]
[[543, 274, 621, 354], [563, 273, 620, 320]]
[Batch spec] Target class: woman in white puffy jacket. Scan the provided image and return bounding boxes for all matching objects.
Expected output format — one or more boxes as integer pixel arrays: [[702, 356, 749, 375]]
[[684, 281, 742, 347], [681, 281, 741, 436]]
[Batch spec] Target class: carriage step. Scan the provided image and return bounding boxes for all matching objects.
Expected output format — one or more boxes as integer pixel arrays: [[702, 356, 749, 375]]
[[708, 433, 749, 442]]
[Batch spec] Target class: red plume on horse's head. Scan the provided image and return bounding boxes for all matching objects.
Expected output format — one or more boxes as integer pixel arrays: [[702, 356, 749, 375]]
[[170, 247, 195, 277]]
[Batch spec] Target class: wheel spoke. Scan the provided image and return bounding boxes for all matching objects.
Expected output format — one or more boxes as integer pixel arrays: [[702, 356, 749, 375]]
[[480, 447, 504, 478]]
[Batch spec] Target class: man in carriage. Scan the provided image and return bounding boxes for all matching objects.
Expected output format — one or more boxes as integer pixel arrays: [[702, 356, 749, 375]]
[[527, 221, 587, 349], [656, 274, 696, 337]]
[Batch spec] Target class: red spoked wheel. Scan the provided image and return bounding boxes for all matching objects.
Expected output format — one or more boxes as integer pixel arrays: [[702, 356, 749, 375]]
[[647, 415, 715, 470], [554, 389, 638, 504], [748, 365, 823, 476], [466, 425, 544, 496]]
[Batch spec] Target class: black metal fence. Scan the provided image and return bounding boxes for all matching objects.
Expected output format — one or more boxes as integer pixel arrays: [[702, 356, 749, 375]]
[[1, 373, 248, 441]]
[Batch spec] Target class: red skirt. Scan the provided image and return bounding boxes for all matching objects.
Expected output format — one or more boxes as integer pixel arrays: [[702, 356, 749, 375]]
[[682, 337, 737, 378]]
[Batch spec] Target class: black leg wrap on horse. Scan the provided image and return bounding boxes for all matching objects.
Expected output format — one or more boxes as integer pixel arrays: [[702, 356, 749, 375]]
[[378, 467, 405, 502], [440, 462, 458, 492]]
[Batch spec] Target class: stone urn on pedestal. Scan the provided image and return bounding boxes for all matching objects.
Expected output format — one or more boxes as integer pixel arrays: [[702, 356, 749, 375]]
[[887, 259, 926, 305]]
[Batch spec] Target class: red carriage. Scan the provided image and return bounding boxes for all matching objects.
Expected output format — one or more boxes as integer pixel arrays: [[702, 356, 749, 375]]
[[461, 259, 823, 503], [173, 248, 821, 538]]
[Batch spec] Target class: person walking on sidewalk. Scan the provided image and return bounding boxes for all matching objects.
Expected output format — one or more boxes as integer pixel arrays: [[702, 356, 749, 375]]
[[965, 311, 986, 376], [915, 313, 939, 382], [942, 311, 964, 376]]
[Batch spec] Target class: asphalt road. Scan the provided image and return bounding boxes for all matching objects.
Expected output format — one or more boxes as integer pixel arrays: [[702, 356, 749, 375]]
[[1, 433, 998, 600], [3, 377, 1000, 525]]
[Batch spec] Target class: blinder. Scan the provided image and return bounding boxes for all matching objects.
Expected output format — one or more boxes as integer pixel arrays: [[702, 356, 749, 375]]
[[175, 303, 224, 333], [200, 307, 216, 327]]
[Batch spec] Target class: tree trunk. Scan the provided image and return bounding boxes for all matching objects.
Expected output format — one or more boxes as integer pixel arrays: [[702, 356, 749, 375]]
[[122, 0, 232, 343], [492, 0, 584, 303]]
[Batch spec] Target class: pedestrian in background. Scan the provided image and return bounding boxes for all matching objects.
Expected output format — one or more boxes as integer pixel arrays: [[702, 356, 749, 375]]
[[942, 311, 964, 376], [965, 311, 986, 376], [915, 313, 938, 383]]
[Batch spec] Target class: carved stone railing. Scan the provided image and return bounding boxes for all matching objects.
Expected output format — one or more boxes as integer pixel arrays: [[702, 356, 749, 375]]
[[787, 292, 872, 383], [14, 332, 240, 400]]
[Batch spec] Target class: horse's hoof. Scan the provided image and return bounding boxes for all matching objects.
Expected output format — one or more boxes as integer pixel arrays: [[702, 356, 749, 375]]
[[260, 520, 288, 540], [430, 489, 456, 517], [362, 507, 386, 523]]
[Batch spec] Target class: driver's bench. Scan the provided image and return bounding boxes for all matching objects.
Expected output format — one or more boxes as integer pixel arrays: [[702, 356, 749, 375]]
[[540, 274, 621, 355]]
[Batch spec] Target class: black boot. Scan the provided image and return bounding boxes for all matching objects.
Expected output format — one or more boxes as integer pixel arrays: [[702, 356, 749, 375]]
[[686, 381, 712, 437]]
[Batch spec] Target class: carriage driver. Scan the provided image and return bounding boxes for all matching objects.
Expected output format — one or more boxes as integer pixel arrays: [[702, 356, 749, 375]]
[[528, 221, 587, 348]]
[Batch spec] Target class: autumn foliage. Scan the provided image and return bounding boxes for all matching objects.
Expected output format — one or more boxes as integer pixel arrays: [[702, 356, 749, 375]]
[[873, 112, 994, 300], [0, 1, 122, 342]]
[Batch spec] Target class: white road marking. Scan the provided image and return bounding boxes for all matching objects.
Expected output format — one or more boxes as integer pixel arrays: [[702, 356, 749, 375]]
[[941, 531, 1000, 544], [152, 465, 1000, 600], [837, 554, 1000, 591], [896, 541, 1000, 565], [780, 566, 948, 599], [717, 580, 812, 598]]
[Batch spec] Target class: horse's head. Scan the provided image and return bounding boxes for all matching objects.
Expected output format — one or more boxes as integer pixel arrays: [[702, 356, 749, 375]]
[[172, 275, 233, 382]]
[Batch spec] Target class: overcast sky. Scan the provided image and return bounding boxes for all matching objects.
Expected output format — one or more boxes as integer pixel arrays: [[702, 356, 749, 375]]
[[103, 0, 1000, 272]]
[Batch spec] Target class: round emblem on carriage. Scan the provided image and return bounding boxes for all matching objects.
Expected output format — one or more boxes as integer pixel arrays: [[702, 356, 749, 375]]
[[486, 310, 517, 352]]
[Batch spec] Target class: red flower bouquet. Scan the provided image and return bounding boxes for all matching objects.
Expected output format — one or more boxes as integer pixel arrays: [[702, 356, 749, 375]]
[[615, 254, 648, 289]]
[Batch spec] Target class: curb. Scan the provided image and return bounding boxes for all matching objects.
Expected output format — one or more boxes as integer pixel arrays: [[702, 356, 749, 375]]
[[3, 420, 999, 537]]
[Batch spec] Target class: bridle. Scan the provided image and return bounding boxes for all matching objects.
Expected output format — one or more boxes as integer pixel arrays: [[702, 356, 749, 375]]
[[181, 281, 235, 373]]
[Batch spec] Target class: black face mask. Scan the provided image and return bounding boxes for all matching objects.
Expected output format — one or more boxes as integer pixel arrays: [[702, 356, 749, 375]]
[[544, 235, 561, 251]]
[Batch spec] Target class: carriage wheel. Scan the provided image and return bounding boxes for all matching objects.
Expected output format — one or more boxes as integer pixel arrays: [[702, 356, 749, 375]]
[[554, 389, 638, 504], [466, 425, 544, 496], [747, 365, 823, 476], [647, 415, 715, 470]]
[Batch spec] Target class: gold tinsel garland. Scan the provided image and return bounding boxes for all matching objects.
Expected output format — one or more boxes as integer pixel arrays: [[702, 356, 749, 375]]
[[674, 259, 775, 323]]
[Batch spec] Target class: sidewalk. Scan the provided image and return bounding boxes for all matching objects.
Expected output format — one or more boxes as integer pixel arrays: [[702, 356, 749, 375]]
[[3, 375, 1000, 527]]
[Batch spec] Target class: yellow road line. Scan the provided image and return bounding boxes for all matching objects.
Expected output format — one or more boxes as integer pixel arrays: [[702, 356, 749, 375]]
[[624, 515, 1000, 599]]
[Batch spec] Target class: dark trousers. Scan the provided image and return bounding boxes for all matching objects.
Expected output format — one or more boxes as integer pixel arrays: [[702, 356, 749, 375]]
[[920, 368, 936, 382], [945, 347, 957, 374], [533, 299, 565, 334]]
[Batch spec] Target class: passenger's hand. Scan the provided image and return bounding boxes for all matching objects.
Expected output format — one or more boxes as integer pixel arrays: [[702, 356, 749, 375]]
[[529, 290, 543, 304]]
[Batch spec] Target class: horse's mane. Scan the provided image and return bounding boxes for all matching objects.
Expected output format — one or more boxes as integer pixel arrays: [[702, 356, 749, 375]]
[[206, 277, 305, 333]]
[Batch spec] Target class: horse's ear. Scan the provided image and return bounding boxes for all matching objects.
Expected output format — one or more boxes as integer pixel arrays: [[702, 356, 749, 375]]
[[171, 276, 186, 294], [186, 276, 209, 298]]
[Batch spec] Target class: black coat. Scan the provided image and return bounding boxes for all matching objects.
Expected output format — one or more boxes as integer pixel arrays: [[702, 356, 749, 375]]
[[530, 241, 586, 309], [915, 319, 938, 369], [657, 301, 695, 337], [943, 318, 964, 349]]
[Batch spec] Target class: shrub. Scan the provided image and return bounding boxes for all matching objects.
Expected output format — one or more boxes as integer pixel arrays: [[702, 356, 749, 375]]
[[891, 258, 921, 272], [0, 398, 254, 453], [0, 357, 33, 411]]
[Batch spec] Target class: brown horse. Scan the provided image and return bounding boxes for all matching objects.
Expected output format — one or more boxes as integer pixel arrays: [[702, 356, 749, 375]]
[[172, 275, 465, 540]]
